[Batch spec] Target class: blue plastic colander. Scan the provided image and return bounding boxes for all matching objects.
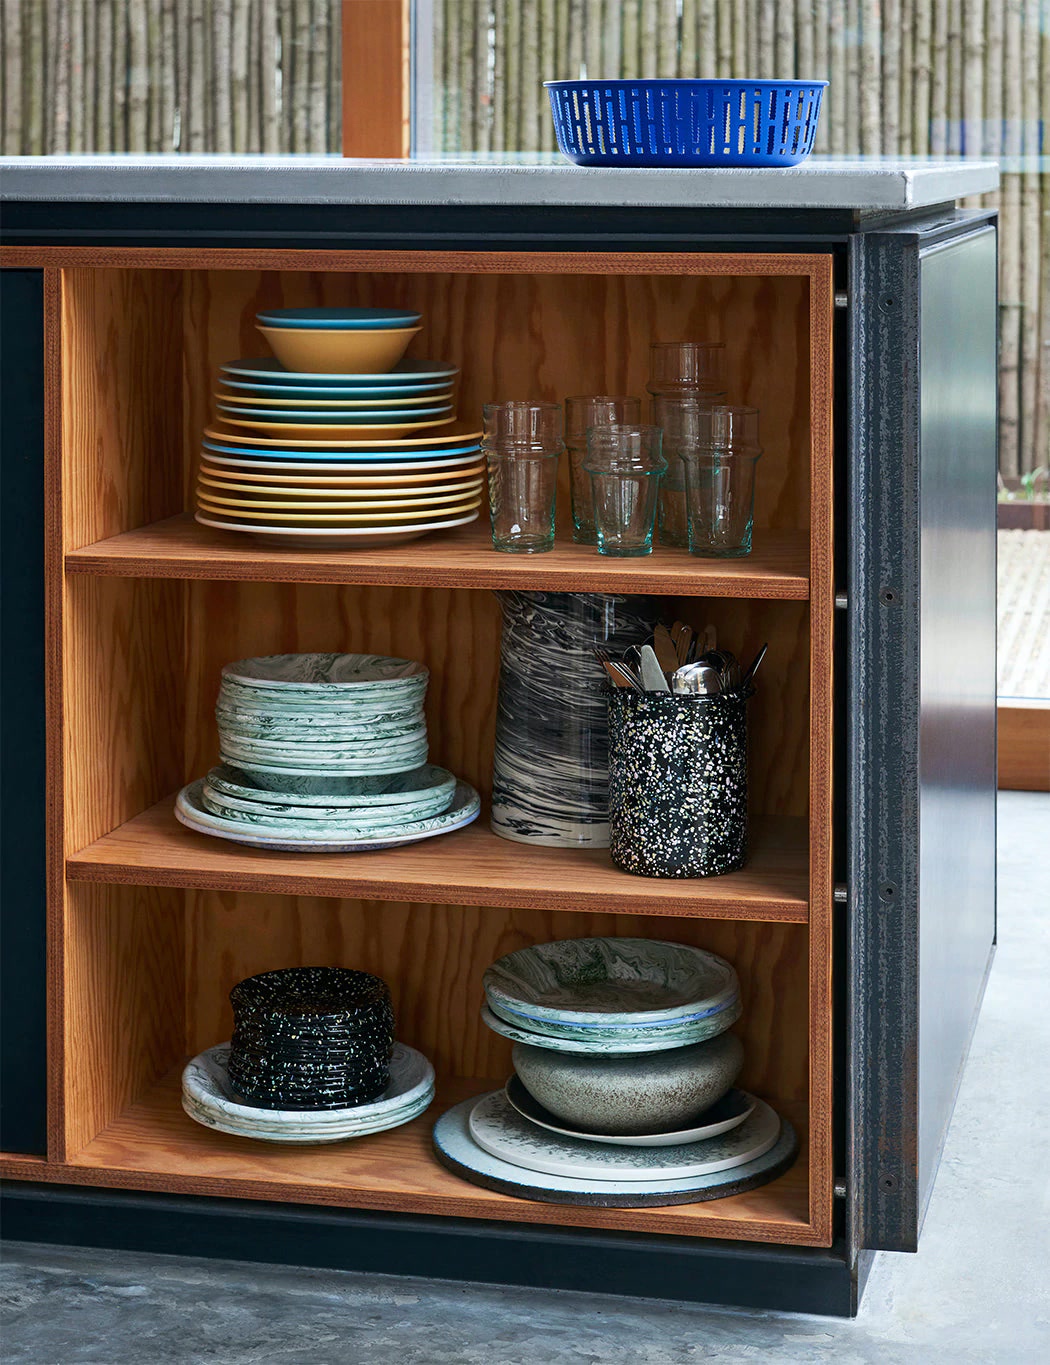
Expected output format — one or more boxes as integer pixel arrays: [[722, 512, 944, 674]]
[[545, 79, 828, 168]]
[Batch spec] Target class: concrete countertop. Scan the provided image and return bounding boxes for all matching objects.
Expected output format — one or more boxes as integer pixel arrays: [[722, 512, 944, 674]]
[[0, 153, 999, 211]]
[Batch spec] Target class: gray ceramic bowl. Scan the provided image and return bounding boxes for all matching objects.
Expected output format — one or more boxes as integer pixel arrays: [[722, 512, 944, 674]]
[[511, 1031, 744, 1136]]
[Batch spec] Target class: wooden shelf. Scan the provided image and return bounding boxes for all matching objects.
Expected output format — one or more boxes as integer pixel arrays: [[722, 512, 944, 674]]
[[65, 514, 811, 600], [66, 798, 810, 922], [24, 1071, 814, 1246]]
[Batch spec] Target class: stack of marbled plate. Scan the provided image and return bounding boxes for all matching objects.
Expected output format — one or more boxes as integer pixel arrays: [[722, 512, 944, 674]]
[[182, 1041, 435, 1143], [174, 653, 480, 852], [480, 937, 742, 1053]]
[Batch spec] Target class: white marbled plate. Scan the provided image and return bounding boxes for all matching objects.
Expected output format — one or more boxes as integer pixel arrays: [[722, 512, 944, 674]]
[[468, 1089, 780, 1181], [176, 778, 480, 852], [505, 1075, 756, 1148], [480, 1000, 743, 1055], [217, 746, 430, 778], [484, 937, 739, 1027], [182, 1041, 434, 1143], [200, 779, 452, 825], [221, 652, 428, 693], [199, 786, 451, 836], [432, 1096, 798, 1208], [206, 763, 457, 810]]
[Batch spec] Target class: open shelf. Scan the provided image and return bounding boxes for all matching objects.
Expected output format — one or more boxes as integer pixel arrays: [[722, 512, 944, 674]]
[[67, 799, 810, 922], [53, 1070, 814, 1246], [65, 515, 812, 599]]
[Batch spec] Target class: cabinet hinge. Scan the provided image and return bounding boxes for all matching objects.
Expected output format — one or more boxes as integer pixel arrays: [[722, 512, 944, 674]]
[[834, 591, 848, 610], [834, 1179, 847, 1199], [833, 884, 848, 905], [834, 290, 849, 309]]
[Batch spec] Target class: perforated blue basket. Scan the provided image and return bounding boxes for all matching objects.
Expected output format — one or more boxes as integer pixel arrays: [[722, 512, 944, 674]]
[[544, 79, 828, 168]]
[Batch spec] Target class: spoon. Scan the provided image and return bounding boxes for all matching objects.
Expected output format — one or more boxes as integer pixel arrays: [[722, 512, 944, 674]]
[[671, 662, 723, 696]]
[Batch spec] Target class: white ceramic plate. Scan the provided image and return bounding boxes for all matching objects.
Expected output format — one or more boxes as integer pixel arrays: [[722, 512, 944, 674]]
[[182, 1041, 435, 1143], [195, 509, 481, 548], [504, 1075, 756, 1148], [175, 777, 481, 851], [468, 1089, 780, 1182]]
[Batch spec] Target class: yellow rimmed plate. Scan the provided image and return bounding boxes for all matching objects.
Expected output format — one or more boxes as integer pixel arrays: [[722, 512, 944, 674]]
[[197, 485, 483, 511], [198, 461, 485, 488], [198, 475, 485, 501], [216, 389, 456, 410], [218, 415, 456, 439], [195, 496, 483, 524], [195, 508, 480, 548], [204, 425, 482, 451]]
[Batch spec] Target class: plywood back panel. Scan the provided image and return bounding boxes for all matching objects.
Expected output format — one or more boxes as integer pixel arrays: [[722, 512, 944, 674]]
[[63, 576, 186, 851], [183, 268, 810, 534], [185, 893, 809, 1125], [61, 269, 184, 549], [63, 882, 185, 1156]]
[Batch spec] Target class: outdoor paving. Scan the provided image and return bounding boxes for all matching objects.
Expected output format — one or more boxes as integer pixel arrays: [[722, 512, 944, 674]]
[[998, 530, 1050, 697]]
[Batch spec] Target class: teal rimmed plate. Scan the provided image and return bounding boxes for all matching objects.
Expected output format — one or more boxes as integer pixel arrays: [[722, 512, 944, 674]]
[[220, 358, 459, 386]]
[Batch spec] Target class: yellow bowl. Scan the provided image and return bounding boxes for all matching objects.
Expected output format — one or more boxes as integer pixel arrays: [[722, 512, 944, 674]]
[[257, 325, 422, 374]]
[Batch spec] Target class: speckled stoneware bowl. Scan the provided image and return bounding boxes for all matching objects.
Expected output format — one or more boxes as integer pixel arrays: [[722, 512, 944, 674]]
[[227, 966, 395, 1111], [511, 1031, 744, 1135], [607, 687, 751, 878], [485, 937, 739, 1027]]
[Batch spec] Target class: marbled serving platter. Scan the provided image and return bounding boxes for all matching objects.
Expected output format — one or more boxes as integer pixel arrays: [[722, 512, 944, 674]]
[[206, 763, 456, 808], [480, 1000, 743, 1055], [433, 1095, 798, 1207]]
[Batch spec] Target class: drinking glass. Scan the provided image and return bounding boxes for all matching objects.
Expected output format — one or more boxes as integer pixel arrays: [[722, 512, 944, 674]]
[[583, 425, 666, 557], [565, 395, 642, 544], [651, 395, 714, 549], [482, 402, 563, 553], [647, 341, 728, 399], [679, 407, 762, 558]]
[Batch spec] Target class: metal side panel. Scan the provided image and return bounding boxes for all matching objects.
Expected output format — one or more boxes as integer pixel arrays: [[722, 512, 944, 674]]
[[0, 268, 48, 1154], [848, 219, 998, 1252]]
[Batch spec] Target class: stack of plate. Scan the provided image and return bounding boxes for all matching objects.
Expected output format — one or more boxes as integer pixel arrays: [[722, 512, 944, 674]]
[[174, 653, 481, 852], [480, 937, 742, 1053], [197, 344, 485, 548], [183, 1040, 435, 1143], [433, 938, 796, 1207]]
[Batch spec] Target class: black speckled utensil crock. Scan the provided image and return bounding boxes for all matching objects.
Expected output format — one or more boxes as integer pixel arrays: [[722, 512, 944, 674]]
[[227, 966, 395, 1111], [607, 687, 751, 878]]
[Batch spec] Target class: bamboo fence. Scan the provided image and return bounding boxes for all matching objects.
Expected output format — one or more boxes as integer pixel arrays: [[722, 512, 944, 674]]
[[427, 0, 1048, 478], [0, 0, 1045, 473]]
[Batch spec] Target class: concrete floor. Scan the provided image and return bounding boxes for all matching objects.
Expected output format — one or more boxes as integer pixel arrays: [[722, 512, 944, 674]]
[[3, 791, 1048, 1364]]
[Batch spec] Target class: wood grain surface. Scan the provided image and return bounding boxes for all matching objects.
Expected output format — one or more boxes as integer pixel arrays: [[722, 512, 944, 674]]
[[67, 802, 809, 921], [66, 515, 812, 599], [997, 699, 1050, 791], [53, 1071, 816, 1246], [62, 883, 185, 1158], [341, 0, 411, 158]]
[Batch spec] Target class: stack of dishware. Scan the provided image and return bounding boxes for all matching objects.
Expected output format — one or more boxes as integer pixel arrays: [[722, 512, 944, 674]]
[[175, 652, 480, 851], [181, 966, 436, 1144], [433, 938, 796, 1207], [196, 307, 484, 548]]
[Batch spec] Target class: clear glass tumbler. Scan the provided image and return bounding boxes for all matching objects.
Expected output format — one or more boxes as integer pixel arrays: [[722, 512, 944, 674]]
[[647, 341, 728, 399], [482, 402, 563, 554], [651, 395, 715, 549], [679, 406, 763, 558], [565, 395, 642, 545], [583, 425, 666, 558]]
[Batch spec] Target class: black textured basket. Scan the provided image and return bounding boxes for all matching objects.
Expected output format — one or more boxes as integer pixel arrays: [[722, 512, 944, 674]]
[[607, 687, 751, 878], [227, 966, 395, 1111]]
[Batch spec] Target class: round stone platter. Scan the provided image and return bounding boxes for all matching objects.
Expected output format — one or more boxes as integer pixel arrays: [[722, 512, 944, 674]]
[[182, 1041, 434, 1143], [206, 763, 457, 809], [480, 1000, 743, 1055], [504, 1075, 756, 1148], [433, 1095, 798, 1208], [175, 777, 480, 852], [468, 1089, 780, 1182], [484, 937, 739, 1027]]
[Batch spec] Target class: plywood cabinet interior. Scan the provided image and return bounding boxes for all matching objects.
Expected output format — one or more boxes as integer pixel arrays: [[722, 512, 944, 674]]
[[1, 249, 834, 1251]]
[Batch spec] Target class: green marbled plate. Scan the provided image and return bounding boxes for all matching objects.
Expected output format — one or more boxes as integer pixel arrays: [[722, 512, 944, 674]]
[[199, 790, 446, 836], [484, 937, 739, 1027], [201, 779, 451, 825], [215, 701, 424, 738], [221, 652, 428, 697], [219, 747, 430, 778], [176, 777, 480, 852], [485, 996, 742, 1048], [218, 730, 428, 764], [480, 1001, 743, 1055], [217, 713, 427, 746], [218, 677, 426, 716], [206, 763, 457, 810]]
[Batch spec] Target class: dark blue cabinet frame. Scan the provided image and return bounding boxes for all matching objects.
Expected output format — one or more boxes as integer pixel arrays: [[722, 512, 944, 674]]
[[0, 200, 998, 1315]]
